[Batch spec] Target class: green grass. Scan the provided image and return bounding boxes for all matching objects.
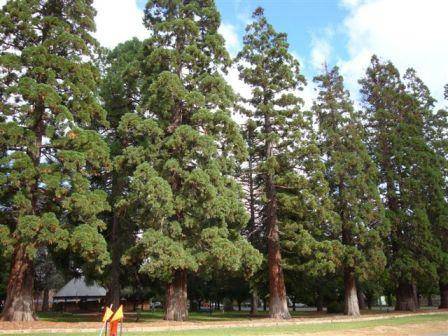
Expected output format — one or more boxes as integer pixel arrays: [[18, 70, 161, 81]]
[[3, 312, 447, 336], [36, 309, 315, 323]]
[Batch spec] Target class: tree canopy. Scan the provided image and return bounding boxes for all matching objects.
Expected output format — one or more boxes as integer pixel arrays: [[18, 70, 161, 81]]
[[0, 0, 110, 321], [1, 0, 447, 322]]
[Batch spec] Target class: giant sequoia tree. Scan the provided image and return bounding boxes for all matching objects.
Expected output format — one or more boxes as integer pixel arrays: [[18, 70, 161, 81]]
[[0, 0, 110, 321], [99, 38, 144, 309], [408, 79, 448, 309], [124, 0, 262, 321], [313, 66, 387, 316], [236, 7, 330, 319], [360, 56, 441, 311]]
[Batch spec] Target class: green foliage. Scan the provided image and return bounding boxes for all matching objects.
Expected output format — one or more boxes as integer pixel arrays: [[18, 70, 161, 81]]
[[313, 66, 387, 281], [96, 38, 149, 296], [1, 0, 447, 314], [123, 0, 262, 282], [0, 0, 110, 273], [236, 8, 338, 304], [359, 55, 445, 288]]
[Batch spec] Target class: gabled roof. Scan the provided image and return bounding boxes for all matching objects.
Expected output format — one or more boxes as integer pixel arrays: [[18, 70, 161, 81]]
[[54, 276, 106, 298]]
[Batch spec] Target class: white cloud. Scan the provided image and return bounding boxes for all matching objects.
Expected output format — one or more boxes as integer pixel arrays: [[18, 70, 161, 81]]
[[218, 22, 241, 57], [225, 65, 251, 101], [338, 0, 448, 104], [290, 51, 316, 109], [310, 36, 332, 71], [301, 81, 317, 111], [93, 0, 147, 49], [0, 1, 146, 49]]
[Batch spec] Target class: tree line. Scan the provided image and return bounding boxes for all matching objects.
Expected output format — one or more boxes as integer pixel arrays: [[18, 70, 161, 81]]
[[1, 0, 447, 322]]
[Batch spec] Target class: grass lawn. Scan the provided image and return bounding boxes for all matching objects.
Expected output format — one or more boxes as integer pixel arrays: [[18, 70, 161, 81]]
[[3, 312, 448, 336], [36, 309, 276, 322], [36, 309, 328, 323]]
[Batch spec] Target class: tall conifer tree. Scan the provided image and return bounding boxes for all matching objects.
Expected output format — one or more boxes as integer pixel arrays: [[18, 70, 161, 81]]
[[313, 66, 387, 316], [99, 38, 144, 309], [236, 7, 300, 319], [409, 78, 448, 309], [0, 0, 110, 321], [236, 7, 335, 319], [124, 0, 262, 321], [360, 56, 441, 311]]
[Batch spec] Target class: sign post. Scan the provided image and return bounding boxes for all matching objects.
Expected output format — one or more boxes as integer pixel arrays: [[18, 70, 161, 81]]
[[99, 306, 114, 336]]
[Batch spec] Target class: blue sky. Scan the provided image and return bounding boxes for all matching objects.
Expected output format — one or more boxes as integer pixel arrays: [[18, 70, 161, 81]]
[[215, 0, 349, 79], [91, 0, 447, 105]]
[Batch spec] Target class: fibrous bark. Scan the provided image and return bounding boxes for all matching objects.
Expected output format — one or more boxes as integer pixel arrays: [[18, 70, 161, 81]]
[[344, 269, 360, 316], [266, 176, 290, 319], [265, 112, 290, 320], [1, 246, 36, 321], [164, 270, 188, 321]]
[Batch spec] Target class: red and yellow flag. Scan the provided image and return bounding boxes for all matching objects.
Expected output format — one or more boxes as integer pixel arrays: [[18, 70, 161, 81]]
[[102, 307, 114, 322], [110, 305, 124, 322]]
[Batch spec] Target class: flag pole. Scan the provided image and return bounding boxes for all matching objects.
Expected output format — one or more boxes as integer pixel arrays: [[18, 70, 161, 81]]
[[98, 321, 106, 336], [99, 304, 113, 336]]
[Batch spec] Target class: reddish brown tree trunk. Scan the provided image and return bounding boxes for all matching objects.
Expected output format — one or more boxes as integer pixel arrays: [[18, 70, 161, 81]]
[[439, 282, 448, 309], [264, 109, 290, 319], [1, 245, 36, 321], [395, 282, 417, 311], [344, 268, 360, 316], [164, 269, 188, 321], [266, 179, 290, 319], [338, 178, 359, 318]]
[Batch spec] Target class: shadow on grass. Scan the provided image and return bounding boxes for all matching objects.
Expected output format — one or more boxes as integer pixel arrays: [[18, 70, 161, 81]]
[[36, 309, 317, 323]]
